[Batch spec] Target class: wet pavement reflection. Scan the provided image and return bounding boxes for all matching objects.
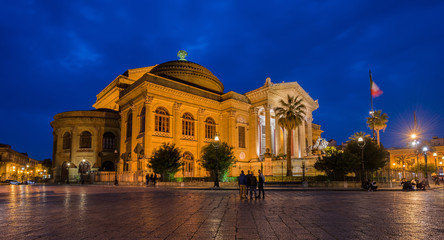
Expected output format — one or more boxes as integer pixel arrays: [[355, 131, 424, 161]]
[[0, 185, 443, 239]]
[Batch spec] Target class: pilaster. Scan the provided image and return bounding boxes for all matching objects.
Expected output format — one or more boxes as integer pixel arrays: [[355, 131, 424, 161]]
[[249, 107, 259, 160], [144, 96, 154, 160], [228, 110, 236, 147], [173, 102, 182, 144], [264, 105, 272, 153]]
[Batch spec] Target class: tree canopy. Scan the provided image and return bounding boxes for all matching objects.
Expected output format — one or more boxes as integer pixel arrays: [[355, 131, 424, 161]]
[[314, 147, 359, 180], [366, 110, 388, 146], [148, 143, 183, 181], [200, 141, 235, 182], [345, 134, 388, 175]]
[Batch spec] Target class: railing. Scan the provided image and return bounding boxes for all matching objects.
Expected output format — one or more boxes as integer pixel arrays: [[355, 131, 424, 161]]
[[94, 171, 145, 184]]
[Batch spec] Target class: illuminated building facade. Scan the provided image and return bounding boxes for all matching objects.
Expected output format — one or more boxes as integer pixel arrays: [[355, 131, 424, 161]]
[[0, 144, 45, 182], [387, 136, 444, 180], [52, 52, 322, 180]]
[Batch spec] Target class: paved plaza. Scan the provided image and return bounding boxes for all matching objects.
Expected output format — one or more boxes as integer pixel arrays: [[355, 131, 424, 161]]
[[0, 185, 443, 240]]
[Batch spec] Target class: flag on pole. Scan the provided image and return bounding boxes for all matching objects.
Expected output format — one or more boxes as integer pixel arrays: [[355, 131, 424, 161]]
[[371, 81, 383, 98]]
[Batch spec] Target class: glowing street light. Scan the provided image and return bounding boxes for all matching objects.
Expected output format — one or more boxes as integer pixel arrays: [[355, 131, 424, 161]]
[[423, 146, 430, 187], [213, 133, 220, 188], [357, 137, 366, 185]]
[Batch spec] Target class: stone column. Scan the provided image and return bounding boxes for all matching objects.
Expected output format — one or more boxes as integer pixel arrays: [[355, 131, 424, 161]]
[[249, 107, 259, 160], [299, 121, 306, 157], [264, 105, 272, 153], [144, 96, 154, 168], [292, 127, 299, 158], [275, 117, 282, 154], [306, 116, 313, 154], [173, 102, 182, 144]]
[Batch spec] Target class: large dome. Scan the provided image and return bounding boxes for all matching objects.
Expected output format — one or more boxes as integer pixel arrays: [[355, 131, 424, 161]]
[[149, 60, 224, 94]]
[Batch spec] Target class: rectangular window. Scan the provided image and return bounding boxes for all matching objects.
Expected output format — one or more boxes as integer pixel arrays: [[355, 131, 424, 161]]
[[239, 126, 246, 148]]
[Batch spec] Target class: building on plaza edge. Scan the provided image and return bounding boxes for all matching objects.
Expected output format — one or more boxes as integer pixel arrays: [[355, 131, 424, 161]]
[[51, 51, 323, 183], [0, 144, 46, 182], [387, 136, 444, 181]]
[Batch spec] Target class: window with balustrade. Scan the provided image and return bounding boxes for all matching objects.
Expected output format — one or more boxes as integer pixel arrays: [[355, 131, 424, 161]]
[[205, 117, 216, 139], [155, 107, 170, 133], [182, 113, 195, 137]]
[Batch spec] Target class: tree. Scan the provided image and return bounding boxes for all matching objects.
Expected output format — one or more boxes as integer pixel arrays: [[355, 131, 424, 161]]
[[148, 143, 183, 181], [274, 95, 306, 176], [345, 134, 388, 179], [412, 163, 437, 177], [201, 141, 235, 187], [395, 155, 409, 178], [367, 110, 388, 147], [41, 158, 53, 175], [349, 132, 370, 141], [314, 147, 360, 180]]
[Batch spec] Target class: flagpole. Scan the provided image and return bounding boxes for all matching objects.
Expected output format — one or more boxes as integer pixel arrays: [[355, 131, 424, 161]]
[[369, 70, 375, 140]]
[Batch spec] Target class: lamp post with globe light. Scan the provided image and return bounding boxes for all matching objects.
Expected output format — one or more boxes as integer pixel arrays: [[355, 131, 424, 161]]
[[114, 149, 119, 186], [433, 153, 439, 180], [66, 162, 70, 184], [357, 137, 366, 184], [422, 146, 430, 187], [213, 133, 220, 189]]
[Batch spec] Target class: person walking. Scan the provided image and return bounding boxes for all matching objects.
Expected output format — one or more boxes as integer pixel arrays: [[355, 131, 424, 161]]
[[145, 173, 150, 186], [248, 171, 257, 200], [152, 174, 157, 186], [246, 170, 252, 198], [238, 170, 247, 199], [257, 170, 265, 199]]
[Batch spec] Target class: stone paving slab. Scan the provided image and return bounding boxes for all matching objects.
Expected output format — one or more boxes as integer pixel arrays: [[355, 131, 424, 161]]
[[0, 185, 443, 239]]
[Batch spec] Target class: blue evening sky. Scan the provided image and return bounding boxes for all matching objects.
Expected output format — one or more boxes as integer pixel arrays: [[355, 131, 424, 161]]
[[1, 1, 443, 160]]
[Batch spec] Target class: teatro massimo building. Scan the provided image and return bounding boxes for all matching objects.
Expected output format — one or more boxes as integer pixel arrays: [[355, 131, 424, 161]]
[[51, 51, 323, 183]]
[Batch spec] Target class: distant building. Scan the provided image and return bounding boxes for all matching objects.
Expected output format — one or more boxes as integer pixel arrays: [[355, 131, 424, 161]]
[[51, 52, 324, 182], [0, 144, 46, 182], [387, 136, 444, 180]]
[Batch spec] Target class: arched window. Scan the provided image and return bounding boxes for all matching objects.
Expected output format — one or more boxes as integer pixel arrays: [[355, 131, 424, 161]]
[[205, 117, 216, 139], [182, 113, 195, 137], [103, 132, 115, 150], [183, 152, 194, 177], [140, 107, 146, 133], [62, 132, 71, 149], [126, 110, 132, 138], [80, 131, 92, 148], [155, 107, 169, 133]]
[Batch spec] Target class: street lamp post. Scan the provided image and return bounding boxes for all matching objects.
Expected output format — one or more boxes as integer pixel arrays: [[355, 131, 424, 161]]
[[433, 153, 438, 181], [114, 149, 119, 186], [357, 137, 366, 185], [213, 133, 220, 189], [423, 146, 429, 187], [66, 162, 70, 184]]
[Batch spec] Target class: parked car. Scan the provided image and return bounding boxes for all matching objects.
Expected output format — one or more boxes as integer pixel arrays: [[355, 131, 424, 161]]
[[24, 180, 35, 185], [9, 180, 21, 185]]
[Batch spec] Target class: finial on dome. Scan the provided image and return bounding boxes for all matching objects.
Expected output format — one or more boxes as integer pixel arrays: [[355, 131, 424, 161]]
[[177, 50, 188, 61]]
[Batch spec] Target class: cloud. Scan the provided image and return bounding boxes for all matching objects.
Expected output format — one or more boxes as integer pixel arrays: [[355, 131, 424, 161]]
[[60, 32, 102, 69]]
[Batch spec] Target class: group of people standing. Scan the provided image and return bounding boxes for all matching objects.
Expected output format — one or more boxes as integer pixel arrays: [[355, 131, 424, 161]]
[[238, 170, 265, 199], [145, 173, 157, 186]]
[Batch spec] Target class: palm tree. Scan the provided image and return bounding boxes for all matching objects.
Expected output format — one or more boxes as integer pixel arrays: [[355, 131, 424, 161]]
[[275, 95, 306, 176], [367, 110, 388, 147], [395, 155, 409, 178], [349, 132, 370, 141]]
